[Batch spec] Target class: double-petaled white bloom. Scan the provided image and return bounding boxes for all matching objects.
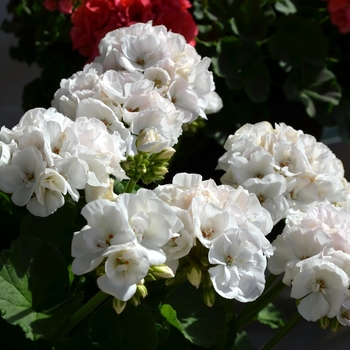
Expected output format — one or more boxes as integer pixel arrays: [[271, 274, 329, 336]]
[[0, 106, 129, 216], [53, 21, 222, 156], [208, 229, 267, 302], [97, 243, 150, 301], [268, 201, 350, 323], [290, 258, 349, 321], [218, 122, 347, 222], [71, 188, 183, 301], [155, 172, 273, 301]]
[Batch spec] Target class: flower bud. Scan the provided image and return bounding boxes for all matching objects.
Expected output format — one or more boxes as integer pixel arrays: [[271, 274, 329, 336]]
[[150, 264, 175, 279], [113, 298, 127, 314], [329, 317, 342, 332], [318, 316, 330, 330], [136, 128, 166, 153], [136, 283, 148, 299], [203, 287, 216, 307], [153, 147, 176, 161], [187, 265, 202, 288]]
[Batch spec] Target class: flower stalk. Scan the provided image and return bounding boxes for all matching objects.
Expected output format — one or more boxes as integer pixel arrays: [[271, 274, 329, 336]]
[[49, 290, 109, 345], [236, 278, 286, 330], [259, 312, 302, 350]]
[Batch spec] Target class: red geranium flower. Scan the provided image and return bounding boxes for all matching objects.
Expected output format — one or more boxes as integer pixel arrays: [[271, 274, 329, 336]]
[[70, 0, 198, 61], [326, 0, 350, 33], [43, 0, 73, 14]]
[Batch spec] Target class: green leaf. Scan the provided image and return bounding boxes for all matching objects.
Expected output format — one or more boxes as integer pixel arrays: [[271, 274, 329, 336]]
[[232, 0, 271, 41], [89, 301, 158, 350], [284, 68, 341, 118], [0, 236, 81, 340], [20, 201, 78, 256], [329, 100, 350, 142], [257, 303, 286, 329], [216, 37, 262, 90], [0, 191, 12, 214], [274, 0, 297, 15], [166, 282, 226, 348], [242, 61, 271, 103], [160, 304, 183, 333], [268, 15, 329, 68], [57, 333, 101, 350], [233, 331, 254, 350]]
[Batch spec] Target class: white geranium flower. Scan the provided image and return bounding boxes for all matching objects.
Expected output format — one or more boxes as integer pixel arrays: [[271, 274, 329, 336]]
[[268, 225, 333, 285], [76, 98, 129, 137], [71, 199, 135, 275], [208, 229, 266, 302], [0, 146, 46, 206], [97, 243, 150, 301], [167, 77, 204, 123], [119, 33, 166, 71], [52, 66, 102, 119], [291, 258, 349, 321], [303, 202, 350, 254], [204, 91, 223, 114], [26, 168, 68, 217], [136, 127, 168, 153], [285, 177, 318, 212], [0, 142, 11, 168], [192, 199, 229, 248], [242, 174, 289, 224], [118, 189, 183, 265], [54, 157, 89, 201], [144, 67, 171, 95], [162, 208, 195, 264]]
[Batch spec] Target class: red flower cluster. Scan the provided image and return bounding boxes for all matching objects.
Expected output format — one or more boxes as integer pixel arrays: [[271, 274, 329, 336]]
[[43, 0, 73, 14], [326, 0, 350, 33], [68, 0, 198, 61]]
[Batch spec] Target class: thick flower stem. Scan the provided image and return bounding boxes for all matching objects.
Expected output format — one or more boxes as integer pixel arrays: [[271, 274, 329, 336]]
[[124, 179, 137, 193], [236, 279, 286, 330], [49, 291, 109, 345], [259, 312, 302, 350]]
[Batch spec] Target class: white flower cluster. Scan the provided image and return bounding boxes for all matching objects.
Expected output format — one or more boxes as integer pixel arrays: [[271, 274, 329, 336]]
[[217, 121, 347, 224], [71, 188, 183, 302], [154, 173, 273, 302], [268, 202, 350, 324], [52, 21, 222, 155], [0, 108, 127, 216]]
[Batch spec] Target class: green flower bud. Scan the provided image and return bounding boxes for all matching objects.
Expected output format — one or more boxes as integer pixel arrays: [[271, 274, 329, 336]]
[[318, 316, 330, 329], [203, 287, 216, 307], [150, 264, 175, 279], [113, 298, 127, 314], [187, 265, 202, 289], [136, 283, 148, 299], [153, 147, 176, 161], [329, 317, 342, 332]]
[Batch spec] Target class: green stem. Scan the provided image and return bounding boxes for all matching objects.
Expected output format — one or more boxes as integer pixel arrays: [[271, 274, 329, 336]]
[[237, 279, 286, 330], [124, 179, 137, 193], [259, 313, 302, 350], [49, 291, 109, 345]]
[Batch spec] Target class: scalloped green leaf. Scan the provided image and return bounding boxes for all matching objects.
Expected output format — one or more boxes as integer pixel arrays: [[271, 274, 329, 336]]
[[268, 15, 329, 68], [257, 303, 286, 329], [0, 236, 81, 340], [89, 301, 158, 350], [232, 0, 271, 41], [166, 282, 226, 348], [20, 201, 78, 256], [284, 68, 341, 118], [242, 61, 271, 103]]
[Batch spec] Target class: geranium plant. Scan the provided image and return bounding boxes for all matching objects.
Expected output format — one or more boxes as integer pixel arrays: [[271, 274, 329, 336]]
[[1, 19, 350, 350]]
